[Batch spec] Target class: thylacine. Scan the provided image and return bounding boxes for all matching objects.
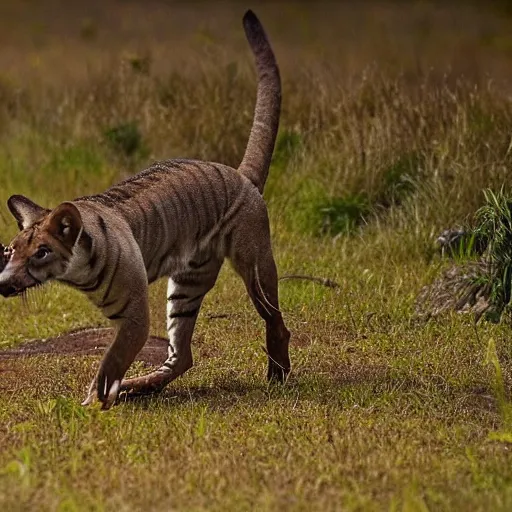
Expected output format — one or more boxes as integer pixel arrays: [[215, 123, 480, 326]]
[[0, 10, 291, 409]]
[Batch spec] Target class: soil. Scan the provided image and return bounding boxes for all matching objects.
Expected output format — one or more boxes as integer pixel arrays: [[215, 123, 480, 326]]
[[0, 327, 168, 366]]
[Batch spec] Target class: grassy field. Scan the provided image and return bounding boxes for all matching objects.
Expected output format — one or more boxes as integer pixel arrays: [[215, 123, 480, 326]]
[[1, 1, 512, 510]]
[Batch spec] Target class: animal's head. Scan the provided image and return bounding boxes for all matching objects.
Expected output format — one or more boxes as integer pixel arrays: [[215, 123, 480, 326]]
[[0, 195, 83, 297]]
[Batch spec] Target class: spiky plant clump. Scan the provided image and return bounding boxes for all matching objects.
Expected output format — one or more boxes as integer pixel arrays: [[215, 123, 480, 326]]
[[416, 188, 512, 323], [473, 188, 512, 318]]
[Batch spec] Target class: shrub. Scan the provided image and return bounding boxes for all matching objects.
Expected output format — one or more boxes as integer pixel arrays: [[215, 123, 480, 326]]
[[104, 122, 147, 159]]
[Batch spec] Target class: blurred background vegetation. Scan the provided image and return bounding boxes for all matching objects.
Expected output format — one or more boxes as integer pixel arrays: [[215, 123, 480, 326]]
[[2, 3, 512, 510], [1, 0, 512, 244]]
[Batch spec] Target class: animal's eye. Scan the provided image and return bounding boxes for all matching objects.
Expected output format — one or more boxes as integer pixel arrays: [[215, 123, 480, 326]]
[[33, 246, 51, 260]]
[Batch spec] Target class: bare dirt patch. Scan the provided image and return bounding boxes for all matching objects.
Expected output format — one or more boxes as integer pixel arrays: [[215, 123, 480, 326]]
[[0, 327, 167, 366]]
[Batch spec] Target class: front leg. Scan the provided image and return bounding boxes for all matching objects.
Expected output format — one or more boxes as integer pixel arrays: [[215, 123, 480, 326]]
[[119, 258, 223, 397], [83, 294, 150, 410], [98, 313, 150, 409]]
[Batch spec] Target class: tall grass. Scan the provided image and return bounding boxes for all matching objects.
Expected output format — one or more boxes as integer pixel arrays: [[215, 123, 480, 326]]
[[1, 2, 512, 249], [2, 3, 512, 510]]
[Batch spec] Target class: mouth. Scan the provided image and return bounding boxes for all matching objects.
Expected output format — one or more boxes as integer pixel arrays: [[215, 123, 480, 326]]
[[0, 281, 40, 298], [0, 285, 18, 298]]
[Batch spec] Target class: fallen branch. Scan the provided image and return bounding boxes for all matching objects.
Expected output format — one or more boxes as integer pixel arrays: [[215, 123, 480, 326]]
[[279, 274, 340, 289], [205, 313, 236, 320]]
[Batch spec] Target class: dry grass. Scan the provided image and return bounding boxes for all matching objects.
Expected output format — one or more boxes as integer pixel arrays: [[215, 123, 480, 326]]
[[1, 1, 512, 510]]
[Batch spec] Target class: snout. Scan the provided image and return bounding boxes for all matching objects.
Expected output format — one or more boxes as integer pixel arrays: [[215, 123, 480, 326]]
[[0, 279, 39, 298], [0, 262, 39, 298], [0, 283, 20, 298]]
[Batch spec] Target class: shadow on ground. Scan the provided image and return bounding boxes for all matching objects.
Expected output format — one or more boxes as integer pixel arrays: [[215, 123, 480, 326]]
[[0, 327, 496, 418]]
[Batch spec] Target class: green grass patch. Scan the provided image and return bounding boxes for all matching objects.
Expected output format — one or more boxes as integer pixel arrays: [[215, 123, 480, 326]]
[[1, 1, 512, 510]]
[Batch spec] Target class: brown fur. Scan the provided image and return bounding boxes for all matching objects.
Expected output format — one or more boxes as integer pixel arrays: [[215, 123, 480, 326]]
[[0, 10, 290, 409]]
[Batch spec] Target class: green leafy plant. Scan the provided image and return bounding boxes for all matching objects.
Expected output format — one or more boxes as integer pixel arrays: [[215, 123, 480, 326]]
[[311, 193, 371, 236], [104, 122, 148, 159], [272, 129, 302, 169], [473, 188, 512, 318]]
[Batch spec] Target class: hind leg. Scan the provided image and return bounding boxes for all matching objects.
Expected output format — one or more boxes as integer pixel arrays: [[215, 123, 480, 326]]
[[119, 257, 222, 396], [230, 230, 291, 383]]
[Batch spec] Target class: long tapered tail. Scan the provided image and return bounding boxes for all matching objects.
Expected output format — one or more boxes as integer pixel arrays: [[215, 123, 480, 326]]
[[238, 10, 281, 194]]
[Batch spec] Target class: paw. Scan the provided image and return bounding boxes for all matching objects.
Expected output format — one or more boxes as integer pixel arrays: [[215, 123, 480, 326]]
[[267, 361, 290, 384], [81, 389, 97, 406], [97, 369, 122, 410], [81, 375, 98, 406]]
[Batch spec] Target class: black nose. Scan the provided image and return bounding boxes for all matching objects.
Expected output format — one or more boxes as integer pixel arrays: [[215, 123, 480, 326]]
[[0, 285, 17, 298]]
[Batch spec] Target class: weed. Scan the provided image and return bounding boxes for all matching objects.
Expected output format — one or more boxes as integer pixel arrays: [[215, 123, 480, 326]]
[[104, 122, 148, 159], [485, 338, 512, 438], [474, 189, 512, 318], [378, 152, 421, 208], [313, 193, 371, 236], [272, 129, 303, 169]]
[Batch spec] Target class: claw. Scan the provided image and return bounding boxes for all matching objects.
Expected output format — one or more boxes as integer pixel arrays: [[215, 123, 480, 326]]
[[81, 390, 96, 406], [101, 379, 120, 410], [82, 375, 99, 406]]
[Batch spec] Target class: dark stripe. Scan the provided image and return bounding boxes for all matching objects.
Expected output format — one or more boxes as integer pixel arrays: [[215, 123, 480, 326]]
[[80, 196, 116, 208], [189, 257, 211, 269], [128, 171, 160, 184], [89, 250, 98, 269], [81, 230, 93, 253], [171, 174, 189, 227], [188, 163, 211, 225], [123, 180, 146, 192], [102, 248, 121, 303], [155, 252, 170, 278], [80, 226, 109, 291], [75, 266, 106, 292], [57, 278, 75, 287], [167, 293, 189, 301], [172, 274, 199, 287], [189, 162, 203, 172], [79, 265, 107, 292], [169, 308, 199, 319], [107, 298, 130, 320], [73, 160, 184, 205], [168, 292, 204, 303], [193, 167, 216, 219], [60, 263, 106, 291], [102, 297, 117, 308], [211, 164, 229, 205], [136, 197, 150, 231], [104, 187, 132, 202], [164, 160, 184, 171], [98, 375, 107, 402], [146, 252, 159, 280], [144, 201, 161, 273], [180, 180, 202, 242], [146, 196, 168, 277], [138, 173, 162, 184], [200, 166, 223, 221], [98, 216, 108, 235]]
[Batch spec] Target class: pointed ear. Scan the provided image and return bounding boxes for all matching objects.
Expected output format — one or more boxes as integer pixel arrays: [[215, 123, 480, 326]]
[[7, 195, 50, 230], [47, 202, 83, 249]]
